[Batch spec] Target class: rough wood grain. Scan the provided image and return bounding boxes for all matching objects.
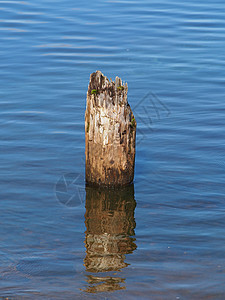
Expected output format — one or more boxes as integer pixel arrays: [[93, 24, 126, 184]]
[[85, 71, 136, 187]]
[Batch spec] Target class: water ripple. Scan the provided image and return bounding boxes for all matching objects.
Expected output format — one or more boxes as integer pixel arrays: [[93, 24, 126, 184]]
[[1, 0, 225, 299]]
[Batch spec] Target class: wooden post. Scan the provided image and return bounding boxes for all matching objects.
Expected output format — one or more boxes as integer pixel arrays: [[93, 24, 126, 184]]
[[85, 71, 136, 187]]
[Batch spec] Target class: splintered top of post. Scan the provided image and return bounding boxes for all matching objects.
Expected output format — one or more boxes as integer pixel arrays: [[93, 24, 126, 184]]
[[88, 70, 128, 99]]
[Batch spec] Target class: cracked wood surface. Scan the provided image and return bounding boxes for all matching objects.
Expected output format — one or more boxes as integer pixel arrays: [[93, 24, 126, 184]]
[[85, 71, 136, 187]]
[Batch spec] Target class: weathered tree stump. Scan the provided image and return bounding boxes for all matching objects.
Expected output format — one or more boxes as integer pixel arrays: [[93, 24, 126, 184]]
[[85, 71, 136, 187]]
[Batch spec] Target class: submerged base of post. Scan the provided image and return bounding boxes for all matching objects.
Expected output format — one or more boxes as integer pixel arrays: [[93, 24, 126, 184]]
[[85, 71, 136, 187]]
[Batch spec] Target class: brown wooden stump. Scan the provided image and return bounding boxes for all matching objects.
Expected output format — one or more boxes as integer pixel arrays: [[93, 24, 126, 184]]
[[85, 71, 136, 187]]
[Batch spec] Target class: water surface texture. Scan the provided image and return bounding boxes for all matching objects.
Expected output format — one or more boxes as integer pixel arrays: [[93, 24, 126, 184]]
[[1, 0, 225, 299]]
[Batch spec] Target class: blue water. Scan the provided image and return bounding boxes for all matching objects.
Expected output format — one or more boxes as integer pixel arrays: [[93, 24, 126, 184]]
[[1, 0, 225, 299]]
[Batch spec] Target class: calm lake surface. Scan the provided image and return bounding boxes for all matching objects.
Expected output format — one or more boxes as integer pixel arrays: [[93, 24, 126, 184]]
[[1, 0, 225, 299]]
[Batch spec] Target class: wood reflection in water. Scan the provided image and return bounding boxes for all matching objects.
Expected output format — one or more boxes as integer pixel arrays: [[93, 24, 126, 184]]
[[84, 184, 137, 292]]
